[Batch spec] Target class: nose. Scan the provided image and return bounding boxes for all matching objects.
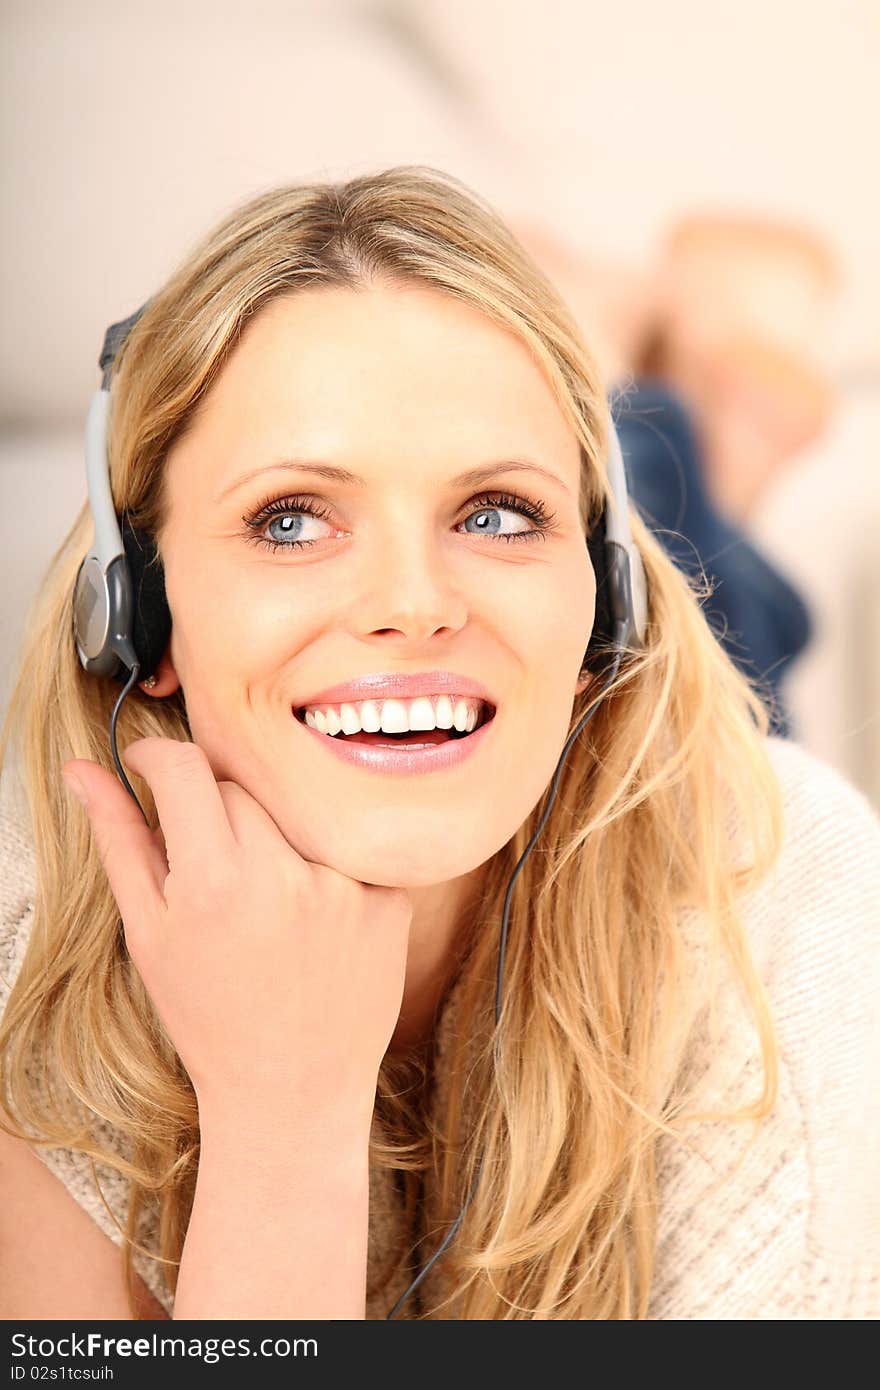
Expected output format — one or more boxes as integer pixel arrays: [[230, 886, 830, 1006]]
[[352, 512, 469, 645]]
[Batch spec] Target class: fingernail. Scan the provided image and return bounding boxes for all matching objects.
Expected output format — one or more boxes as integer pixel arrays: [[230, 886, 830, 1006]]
[[63, 772, 89, 808]]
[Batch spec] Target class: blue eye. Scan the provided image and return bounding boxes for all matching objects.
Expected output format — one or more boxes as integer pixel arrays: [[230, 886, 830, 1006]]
[[241, 491, 557, 554]]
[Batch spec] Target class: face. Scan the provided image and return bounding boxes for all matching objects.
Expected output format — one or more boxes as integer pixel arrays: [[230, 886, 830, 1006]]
[[153, 283, 596, 888]]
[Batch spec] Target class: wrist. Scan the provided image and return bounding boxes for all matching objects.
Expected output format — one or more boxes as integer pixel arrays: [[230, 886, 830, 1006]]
[[195, 1087, 375, 1153], [194, 1106, 373, 1205]]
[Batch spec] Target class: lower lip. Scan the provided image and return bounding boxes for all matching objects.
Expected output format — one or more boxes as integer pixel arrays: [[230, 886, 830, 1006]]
[[293, 711, 497, 775]]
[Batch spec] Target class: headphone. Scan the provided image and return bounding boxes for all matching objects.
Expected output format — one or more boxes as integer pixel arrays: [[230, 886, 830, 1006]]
[[73, 303, 649, 1317]]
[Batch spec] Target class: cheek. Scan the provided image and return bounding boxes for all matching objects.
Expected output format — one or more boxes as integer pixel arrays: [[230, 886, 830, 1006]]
[[517, 560, 596, 669], [537, 602, 594, 659], [171, 568, 313, 678]]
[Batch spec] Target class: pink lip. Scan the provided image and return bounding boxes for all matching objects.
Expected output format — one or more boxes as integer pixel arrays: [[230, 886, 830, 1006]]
[[295, 670, 496, 710], [295, 708, 497, 776]]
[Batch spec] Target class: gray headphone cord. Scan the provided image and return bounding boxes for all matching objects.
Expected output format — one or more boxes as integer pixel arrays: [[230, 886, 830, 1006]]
[[110, 661, 148, 819]]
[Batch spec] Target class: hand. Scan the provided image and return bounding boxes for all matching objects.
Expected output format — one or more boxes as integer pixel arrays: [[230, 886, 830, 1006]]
[[61, 737, 413, 1122]]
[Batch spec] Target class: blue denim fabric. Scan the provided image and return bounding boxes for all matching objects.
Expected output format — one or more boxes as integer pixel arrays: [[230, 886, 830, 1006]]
[[610, 379, 813, 738]]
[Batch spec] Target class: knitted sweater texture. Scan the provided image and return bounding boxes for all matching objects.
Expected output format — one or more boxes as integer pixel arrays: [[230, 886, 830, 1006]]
[[1, 736, 878, 1318]]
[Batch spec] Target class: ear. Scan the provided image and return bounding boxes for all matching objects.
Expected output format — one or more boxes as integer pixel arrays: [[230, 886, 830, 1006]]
[[575, 670, 593, 698], [139, 645, 181, 698]]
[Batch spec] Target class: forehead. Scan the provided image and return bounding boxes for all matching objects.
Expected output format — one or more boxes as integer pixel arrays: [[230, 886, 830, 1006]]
[[169, 283, 583, 492]]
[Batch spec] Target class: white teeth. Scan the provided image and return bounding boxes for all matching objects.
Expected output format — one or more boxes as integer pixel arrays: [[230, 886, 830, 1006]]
[[408, 696, 437, 730], [301, 694, 488, 737], [340, 703, 361, 735], [379, 698, 409, 734], [434, 695, 454, 729], [359, 700, 382, 733]]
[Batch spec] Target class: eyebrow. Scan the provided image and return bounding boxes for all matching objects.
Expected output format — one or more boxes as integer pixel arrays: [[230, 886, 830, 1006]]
[[213, 458, 573, 504]]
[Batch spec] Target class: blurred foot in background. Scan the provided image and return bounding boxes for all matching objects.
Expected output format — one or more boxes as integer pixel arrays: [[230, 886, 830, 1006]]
[[638, 213, 840, 526]]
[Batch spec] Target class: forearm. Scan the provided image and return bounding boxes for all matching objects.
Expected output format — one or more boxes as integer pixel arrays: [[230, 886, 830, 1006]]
[[173, 1106, 372, 1320]]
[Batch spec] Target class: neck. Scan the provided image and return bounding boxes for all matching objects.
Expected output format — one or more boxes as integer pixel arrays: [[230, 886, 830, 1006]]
[[387, 863, 485, 1055]]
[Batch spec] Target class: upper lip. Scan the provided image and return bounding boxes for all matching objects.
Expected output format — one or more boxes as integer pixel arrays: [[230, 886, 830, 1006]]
[[295, 671, 497, 711]]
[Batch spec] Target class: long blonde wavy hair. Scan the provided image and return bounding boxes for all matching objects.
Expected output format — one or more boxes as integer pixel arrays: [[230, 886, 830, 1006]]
[[0, 166, 783, 1319]]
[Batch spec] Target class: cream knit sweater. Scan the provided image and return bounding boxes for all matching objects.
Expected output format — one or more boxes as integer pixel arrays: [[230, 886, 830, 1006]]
[[1, 736, 878, 1319]]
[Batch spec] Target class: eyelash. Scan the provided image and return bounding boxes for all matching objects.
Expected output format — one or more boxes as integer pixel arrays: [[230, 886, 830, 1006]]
[[240, 490, 558, 553]]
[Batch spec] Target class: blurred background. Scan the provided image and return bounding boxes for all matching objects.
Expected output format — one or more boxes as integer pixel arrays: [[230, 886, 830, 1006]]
[[1, 0, 878, 806]]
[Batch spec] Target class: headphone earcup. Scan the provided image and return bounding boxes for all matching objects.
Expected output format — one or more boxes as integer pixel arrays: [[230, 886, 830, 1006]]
[[582, 505, 614, 676], [112, 520, 172, 684]]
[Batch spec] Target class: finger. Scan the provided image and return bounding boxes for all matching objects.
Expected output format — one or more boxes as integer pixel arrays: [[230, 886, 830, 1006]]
[[152, 820, 169, 869], [214, 780, 312, 864], [122, 737, 237, 876], [63, 759, 169, 920]]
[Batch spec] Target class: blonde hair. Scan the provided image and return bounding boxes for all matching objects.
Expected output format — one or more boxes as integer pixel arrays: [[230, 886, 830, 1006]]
[[0, 166, 783, 1318]]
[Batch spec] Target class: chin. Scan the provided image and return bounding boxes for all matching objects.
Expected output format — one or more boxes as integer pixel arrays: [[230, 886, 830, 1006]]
[[320, 834, 491, 890]]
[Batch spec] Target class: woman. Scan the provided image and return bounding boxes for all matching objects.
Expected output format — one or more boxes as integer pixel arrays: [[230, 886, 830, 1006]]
[[1, 167, 877, 1320]]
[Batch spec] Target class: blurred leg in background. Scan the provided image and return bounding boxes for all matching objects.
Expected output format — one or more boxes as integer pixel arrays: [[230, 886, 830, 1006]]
[[611, 378, 812, 738]]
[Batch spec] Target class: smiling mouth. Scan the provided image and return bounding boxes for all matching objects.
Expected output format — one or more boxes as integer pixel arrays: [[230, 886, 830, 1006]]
[[292, 705, 496, 746]]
